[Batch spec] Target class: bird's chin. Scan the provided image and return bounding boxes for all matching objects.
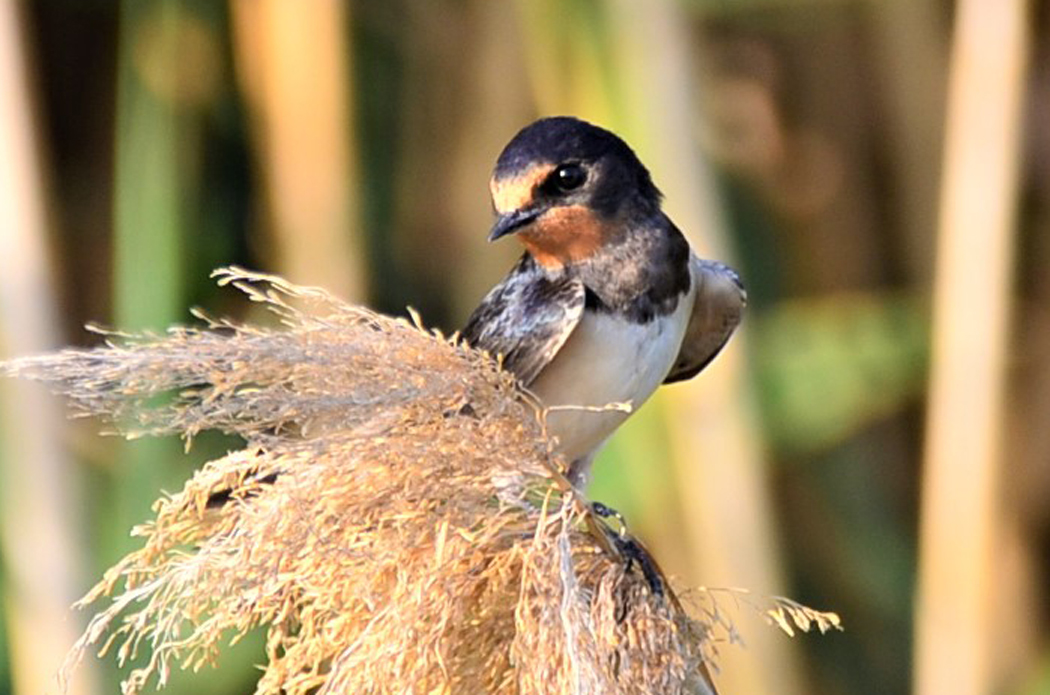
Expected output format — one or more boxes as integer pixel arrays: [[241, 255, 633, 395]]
[[517, 205, 607, 270]]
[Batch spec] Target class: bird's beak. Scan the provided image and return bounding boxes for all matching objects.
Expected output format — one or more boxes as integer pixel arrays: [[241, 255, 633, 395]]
[[488, 207, 542, 242]]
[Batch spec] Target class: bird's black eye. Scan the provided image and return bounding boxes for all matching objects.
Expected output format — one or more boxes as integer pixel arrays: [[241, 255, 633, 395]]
[[551, 163, 586, 192]]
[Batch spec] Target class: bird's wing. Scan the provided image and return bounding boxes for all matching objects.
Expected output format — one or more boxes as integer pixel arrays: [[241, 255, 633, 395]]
[[462, 255, 586, 387], [663, 257, 746, 384]]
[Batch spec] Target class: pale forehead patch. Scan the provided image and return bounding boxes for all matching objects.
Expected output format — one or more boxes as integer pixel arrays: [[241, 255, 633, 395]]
[[490, 162, 555, 214]]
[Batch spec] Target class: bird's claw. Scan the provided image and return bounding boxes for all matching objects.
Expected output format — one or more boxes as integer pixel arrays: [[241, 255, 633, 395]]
[[611, 533, 664, 598], [591, 501, 628, 537]]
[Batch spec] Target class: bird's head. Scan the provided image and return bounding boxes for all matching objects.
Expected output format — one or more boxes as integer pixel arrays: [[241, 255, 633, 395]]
[[487, 116, 662, 268]]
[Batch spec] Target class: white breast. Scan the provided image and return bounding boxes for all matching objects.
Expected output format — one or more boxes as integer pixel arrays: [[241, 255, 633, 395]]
[[528, 291, 694, 465]]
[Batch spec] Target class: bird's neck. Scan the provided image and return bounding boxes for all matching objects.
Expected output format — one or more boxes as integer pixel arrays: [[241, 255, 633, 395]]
[[546, 213, 692, 323]]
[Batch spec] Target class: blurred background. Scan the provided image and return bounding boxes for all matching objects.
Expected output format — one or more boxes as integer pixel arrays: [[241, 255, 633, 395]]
[[0, 1, 1046, 694]]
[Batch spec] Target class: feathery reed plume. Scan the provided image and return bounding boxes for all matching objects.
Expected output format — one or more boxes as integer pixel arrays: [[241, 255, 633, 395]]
[[4, 268, 838, 694]]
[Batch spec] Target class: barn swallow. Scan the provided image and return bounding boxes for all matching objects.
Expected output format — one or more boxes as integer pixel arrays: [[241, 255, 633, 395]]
[[463, 116, 746, 487]]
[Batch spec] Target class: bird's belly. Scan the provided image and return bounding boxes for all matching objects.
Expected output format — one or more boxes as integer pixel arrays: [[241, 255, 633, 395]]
[[529, 297, 693, 462]]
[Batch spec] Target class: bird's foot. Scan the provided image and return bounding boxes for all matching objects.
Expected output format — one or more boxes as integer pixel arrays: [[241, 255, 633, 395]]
[[588, 500, 664, 597], [591, 501, 628, 536], [610, 533, 664, 598]]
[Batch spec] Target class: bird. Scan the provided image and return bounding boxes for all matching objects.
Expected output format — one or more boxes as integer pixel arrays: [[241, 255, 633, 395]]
[[462, 116, 746, 488]]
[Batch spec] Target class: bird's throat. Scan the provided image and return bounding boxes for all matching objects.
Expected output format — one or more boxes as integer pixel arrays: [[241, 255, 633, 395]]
[[520, 205, 610, 269]]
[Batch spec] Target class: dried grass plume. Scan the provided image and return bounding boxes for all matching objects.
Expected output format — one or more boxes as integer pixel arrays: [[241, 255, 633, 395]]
[[3, 268, 840, 694]]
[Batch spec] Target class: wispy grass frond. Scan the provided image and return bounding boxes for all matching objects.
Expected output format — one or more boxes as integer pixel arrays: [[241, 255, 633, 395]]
[[6, 268, 487, 446], [4, 268, 838, 694]]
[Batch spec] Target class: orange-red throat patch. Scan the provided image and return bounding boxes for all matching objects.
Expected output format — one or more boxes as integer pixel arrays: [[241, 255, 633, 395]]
[[518, 205, 609, 269], [490, 163, 555, 214]]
